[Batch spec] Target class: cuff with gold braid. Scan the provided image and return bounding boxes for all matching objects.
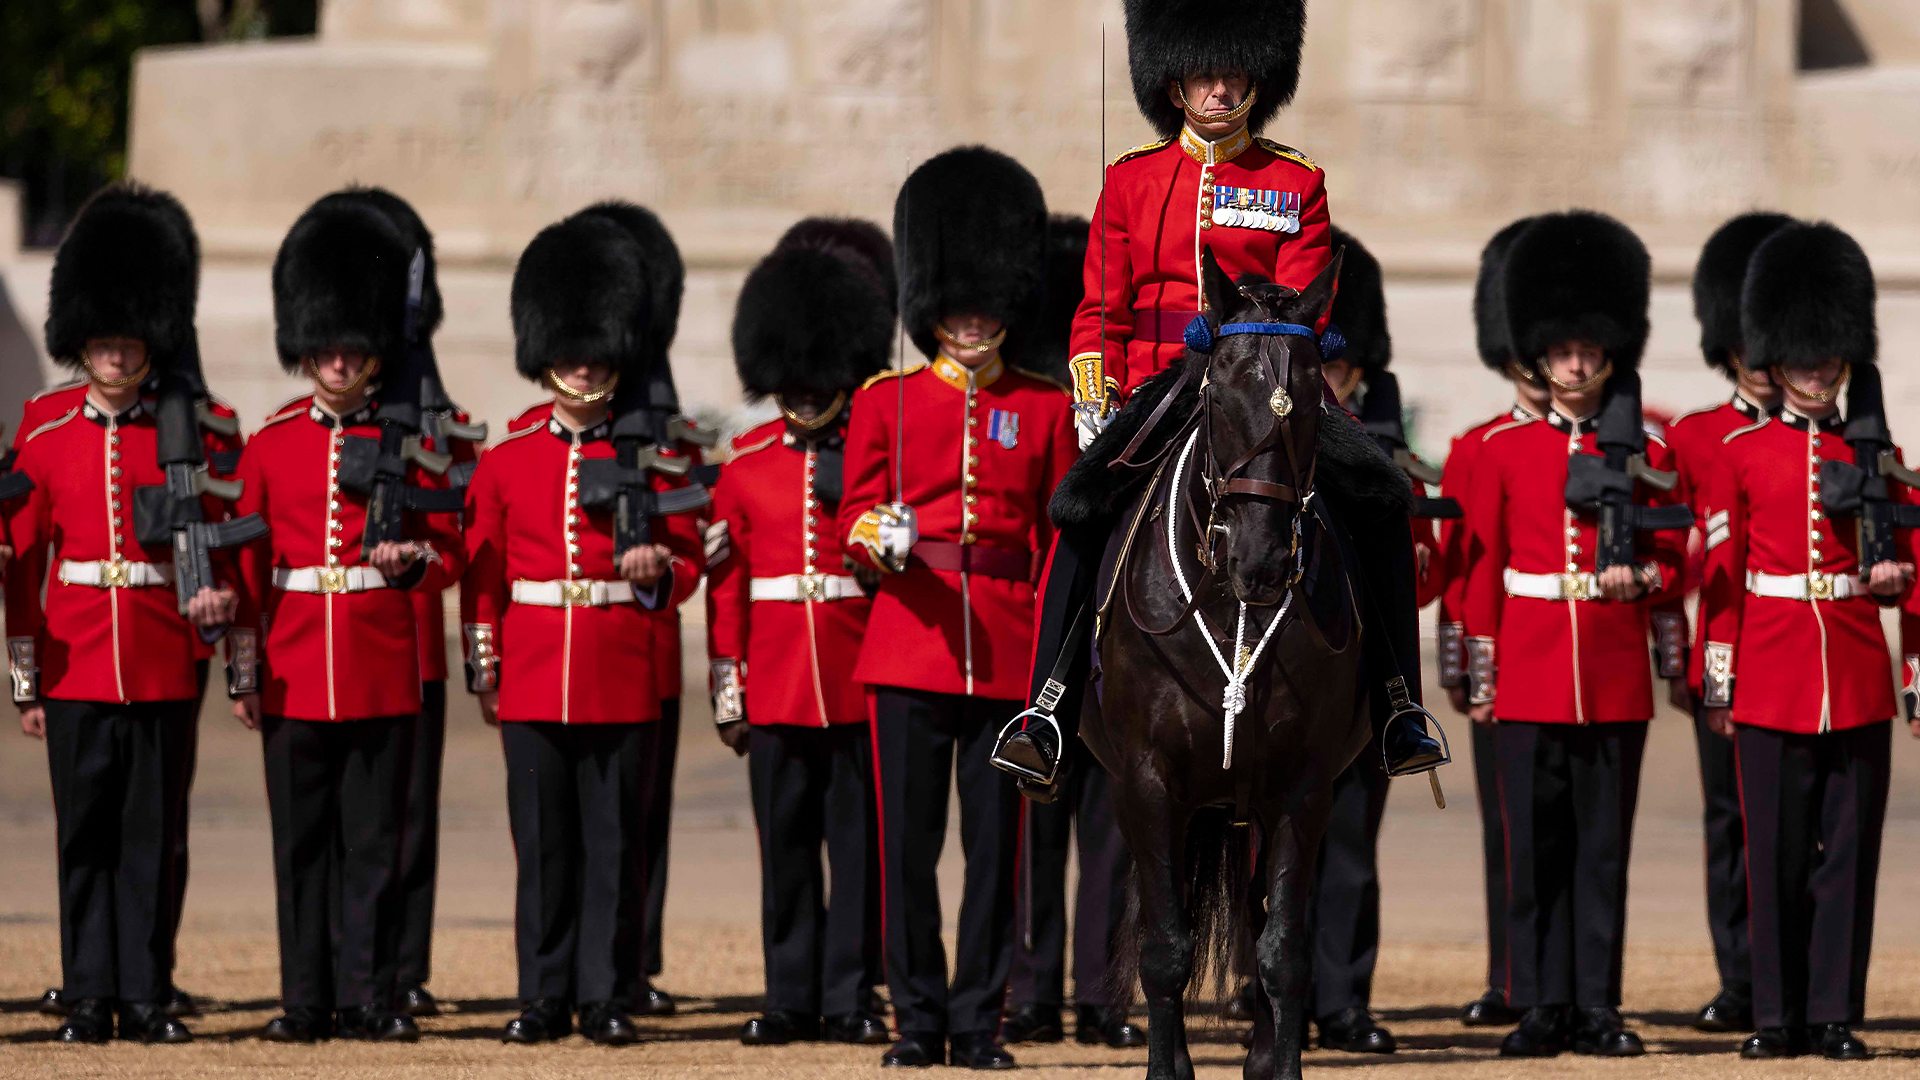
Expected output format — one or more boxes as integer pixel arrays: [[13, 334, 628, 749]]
[[8, 637, 37, 705], [1651, 610, 1688, 679], [1437, 622, 1466, 688], [1466, 636, 1496, 707], [225, 628, 260, 699], [848, 504, 913, 573], [1068, 353, 1115, 418], [711, 659, 745, 725], [464, 622, 499, 694], [1702, 642, 1734, 708]]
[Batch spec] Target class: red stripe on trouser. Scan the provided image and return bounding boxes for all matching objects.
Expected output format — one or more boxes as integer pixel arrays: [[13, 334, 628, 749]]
[[1494, 725, 1516, 1005]]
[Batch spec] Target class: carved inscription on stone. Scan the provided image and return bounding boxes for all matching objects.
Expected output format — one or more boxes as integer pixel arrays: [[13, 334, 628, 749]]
[[1621, 0, 1751, 106]]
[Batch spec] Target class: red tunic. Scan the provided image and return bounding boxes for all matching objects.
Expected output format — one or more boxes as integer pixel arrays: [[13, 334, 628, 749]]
[[505, 401, 696, 707], [1699, 409, 1917, 734], [1658, 393, 1769, 694], [840, 355, 1075, 700], [707, 419, 870, 727], [5, 397, 239, 703], [461, 411, 703, 724], [1436, 407, 1532, 686], [1071, 128, 1332, 398], [233, 397, 466, 721], [1462, 409, 1686, 724]]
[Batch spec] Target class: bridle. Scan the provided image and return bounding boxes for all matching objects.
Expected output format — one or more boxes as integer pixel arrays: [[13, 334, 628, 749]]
[[1184, 309, 1321, 586]]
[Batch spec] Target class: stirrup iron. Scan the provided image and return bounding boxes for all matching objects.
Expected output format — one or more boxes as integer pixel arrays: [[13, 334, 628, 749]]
[[989, 701, 1064, 785]]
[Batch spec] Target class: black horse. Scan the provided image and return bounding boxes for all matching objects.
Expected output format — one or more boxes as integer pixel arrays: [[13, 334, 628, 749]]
[[1075, 251, 1391, 1080]]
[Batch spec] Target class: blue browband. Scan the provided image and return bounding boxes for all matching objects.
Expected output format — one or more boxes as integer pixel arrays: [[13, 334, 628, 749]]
[[1184, 315, 1341, 359]]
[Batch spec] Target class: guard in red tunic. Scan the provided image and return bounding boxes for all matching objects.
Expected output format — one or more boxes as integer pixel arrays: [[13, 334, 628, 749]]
[[1437, 217, 1542, 1029], [1657, 212, 1795, 1036], [231, 194, 466, 1043], [840, 146, 1073, 1070], [993, 0, 1446, 796], [461, 208, 703, 1046], [706, 217, 893, 1049], [1462, 212, 1685, 1059], [1699, 222, 1920, 1062], [4, 184, 240, 1045]]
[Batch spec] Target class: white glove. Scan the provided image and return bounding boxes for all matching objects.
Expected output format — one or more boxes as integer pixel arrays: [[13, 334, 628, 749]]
[[1074, 405, 1109, 451]]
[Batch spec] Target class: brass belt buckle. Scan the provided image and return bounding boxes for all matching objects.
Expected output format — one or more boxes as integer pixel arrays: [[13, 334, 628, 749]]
[[317, 567, 348, 594], [1808, 572, 1834, 600], [562, 580, 592, 607], [103, 558, 130, 589], [1559, 573, 1592, 602], [799, 573, 825, 602]]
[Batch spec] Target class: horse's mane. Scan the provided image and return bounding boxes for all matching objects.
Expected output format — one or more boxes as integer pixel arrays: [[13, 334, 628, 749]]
[[1048, 358, 1413, 529]]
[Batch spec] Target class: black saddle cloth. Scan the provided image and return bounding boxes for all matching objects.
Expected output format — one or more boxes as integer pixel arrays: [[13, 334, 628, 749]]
[[1049, 361, 1413, 533]]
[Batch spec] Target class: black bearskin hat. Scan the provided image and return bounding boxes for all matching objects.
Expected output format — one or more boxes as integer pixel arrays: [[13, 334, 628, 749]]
[[894, 146, 1047, 361], [1692, 212, 1794, 375], [1124, 0, 1306, 139], [1504, 210, 1651, 371], [732, 217, 896, 399], [1005, 214, 1089, 382], [510, 213, 650, 382], [45, 182, 199, 368], [1474, 217, 1534, 373], [324, 186, 442, 336], [1742, 221, 1876, 372], [273, 194, 412, 373], [1328, 227, 1389, 373], [776, 217, 898, 315], [576, 201, 684, 373]]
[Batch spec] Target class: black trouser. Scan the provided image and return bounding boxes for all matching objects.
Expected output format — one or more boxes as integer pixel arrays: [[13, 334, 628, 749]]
[[164, 661, 209, 991], [262, 713, 411, 1012], [1694, 704, 1750, 1000], [1027, 506, 1423, 744], [503, 720, 651, 1007], [395, 679, 446, 990], [44, 698, 196, 1004], [1469, 721, 1509, 999], [1495, 721, 1647, 1010], [1733, 721, 1890, 1029], [1008, 738, 1129, 1010], [1310, 758, 1390, 1019], [873, 687, 1020, 1037], [749, 723, 877, 1018], [639, 697, 678, 979]]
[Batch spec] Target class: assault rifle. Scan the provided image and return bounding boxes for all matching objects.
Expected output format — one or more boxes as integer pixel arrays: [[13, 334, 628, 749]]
[[1563, 369, 1692, 570], [577, 363, 713, 562], [1817, 364, 1920, 602]]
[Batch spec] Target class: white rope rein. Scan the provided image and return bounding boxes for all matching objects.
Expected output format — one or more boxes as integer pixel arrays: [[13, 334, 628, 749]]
[[1168, 429, 1293, 770]]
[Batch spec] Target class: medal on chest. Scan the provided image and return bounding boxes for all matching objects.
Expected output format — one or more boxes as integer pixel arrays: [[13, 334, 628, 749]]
[[987, 409, 1020, 450], [1211, 186, 1302, 234]]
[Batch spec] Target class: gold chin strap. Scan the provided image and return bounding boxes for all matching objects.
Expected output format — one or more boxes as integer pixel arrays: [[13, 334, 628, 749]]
[[780, 391, 847, 431], [1542, 359, 1613, 394], [305, 355, 382, 395], [546, 367, 620, 403], [1176, 82, 1258, 127], [1776, 363, 1847, 404], [1505, 359, 1543, 386], [1330, 366, 1364, 404], [82, 358, 150, 389], [934, 324, 1007, 358]]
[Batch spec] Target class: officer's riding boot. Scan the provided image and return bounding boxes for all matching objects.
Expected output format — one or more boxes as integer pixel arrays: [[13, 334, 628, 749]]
[[991, 525, 1100, 801], [1350, 515, 1449, 778]]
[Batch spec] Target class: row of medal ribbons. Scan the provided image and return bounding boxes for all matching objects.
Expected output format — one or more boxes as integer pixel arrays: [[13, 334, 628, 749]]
[[1213, 185, 1303, 234]]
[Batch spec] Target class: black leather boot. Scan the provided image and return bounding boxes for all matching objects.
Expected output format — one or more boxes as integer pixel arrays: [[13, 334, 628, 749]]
[[400, 984, 440, 1017], [1460, 988, 1521, 1027], [1815, 1024, 1870, 1061], [502, 999, 573, 1044], [948, 1031, 1016, 1070], [1074, 1005, 1145, 1048], [1498, 1006, 1570, 1058], [54, 997, 113, 1044], [1000, 1003, 1064, 1044], [119, 1001, 193, 1044], [580, 1001, 639, 1045], [1693, 988, 1752, 1033], [261, 1006, 333, 1043], [824, 1010, 890, 1044], [881, 1030, 943, 1068], [992, 527, 1099, 798], [1569, 1006, 1643, 1056], [739, 1010, 820, 1045], [1740, 1026, 1809, 1059], [1317, 1007, 1395, 1053]]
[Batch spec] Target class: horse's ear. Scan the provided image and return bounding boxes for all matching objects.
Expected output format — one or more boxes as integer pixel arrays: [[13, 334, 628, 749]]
[[1200, 246, 1233, 322], [1298, 248, 1345, 328]]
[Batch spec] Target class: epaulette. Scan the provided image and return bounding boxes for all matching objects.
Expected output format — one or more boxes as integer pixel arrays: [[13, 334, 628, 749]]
[[1110, 136, 1173, 167], [26, 379, 84, 403], [1646, 430, 1669, 450], [257, 407, 304, 431], [1009, 366, 1071, 395], [1255, 138, 1319, 172], [22, 407, 79, 444], [492, 422, 543, 447], [728, 431, 781, 461], [1480, 414, 1537, 443], [861, 363, 927, 391], [1722, 416, 1770, 444], [1665, 403, 1720, 429], [267, 395, 308, 420]]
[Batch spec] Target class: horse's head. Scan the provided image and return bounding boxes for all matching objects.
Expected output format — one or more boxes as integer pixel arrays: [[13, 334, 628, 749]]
[[1190, 247, 1342, 606]]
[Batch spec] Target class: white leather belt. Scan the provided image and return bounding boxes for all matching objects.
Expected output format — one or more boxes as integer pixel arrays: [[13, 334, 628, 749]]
[[511, 579, 635, 607], [274, 566, 391, 594], [1747, 570, 1865, 601], [749, 573, 863, 603], [58, 558, 173, 588], [1504, 568, 1603, 601]]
